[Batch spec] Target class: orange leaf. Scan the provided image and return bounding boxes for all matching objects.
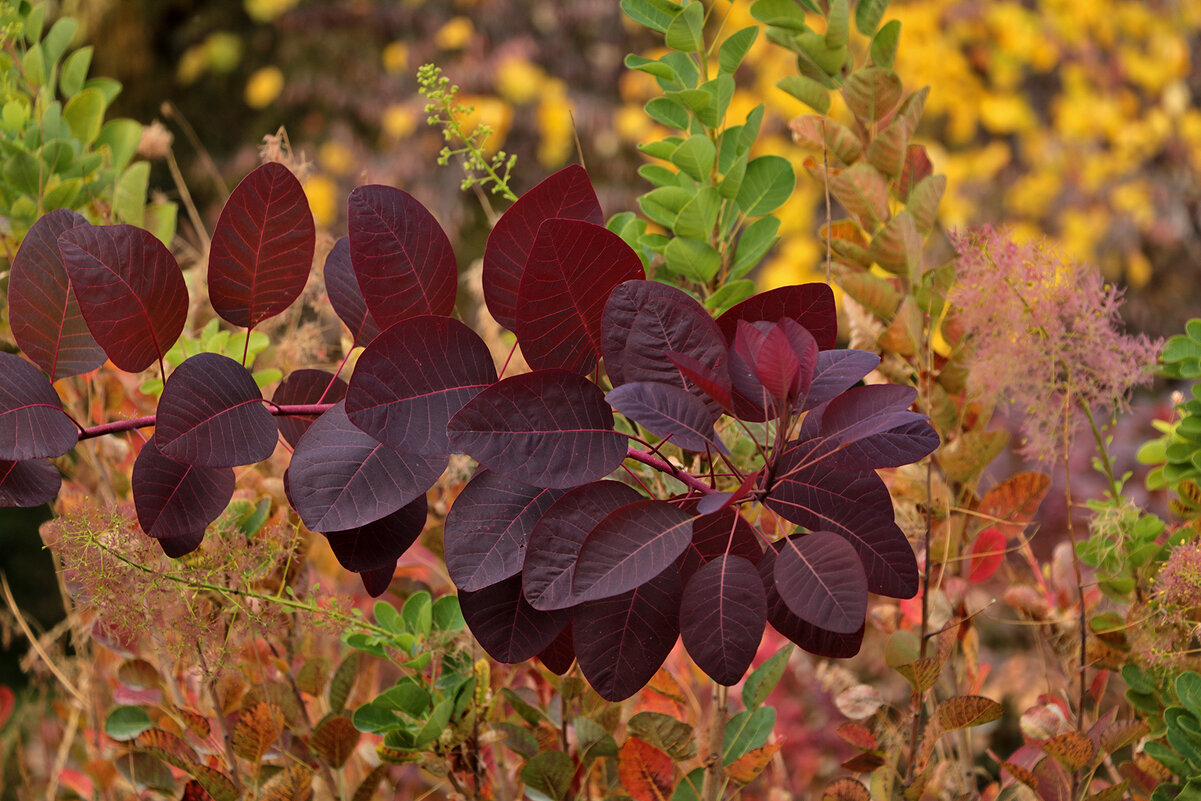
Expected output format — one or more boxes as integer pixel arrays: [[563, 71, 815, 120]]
[[840, 751, 885, 772], [822, 777, 870, 801], [836, 722, 877, 751], [895, 657, 942, 693], [1000, 761, 1038, 789], [174, 706, 211, 739], [231, 701, 282, 762], [618, 737, 675, 801], [937, 696, 1003, 730], [0, 685, 12, 729], [313, 715, 361, 768], [978, 472, 1051, 539], [726, 741, 782, 784], [135, 727, 199, 768], [1042, 730, 1095, 771]]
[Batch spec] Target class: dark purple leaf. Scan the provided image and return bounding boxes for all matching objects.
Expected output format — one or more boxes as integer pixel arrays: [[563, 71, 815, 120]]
[[572, 499, 694, 603], [208, 162, 315, 329], [272, 369, 347, 447], [8, 209, 105, 381], [818, 384, 939, 468], [715, 284, 837, 349], [605, 382, 730, 455], [359, 566, 395, 597], [0, 353, 79, 460], [156, 530, 206, 559], [523, 481, 643, 611], [675, 504, 762, 585], [665, 351, 732, 411], [601, 280, 727, 412], [680, 555, 766, 685], [483, 164, 603, 331], [132, 437, 235, 541], [574, 565, 682, 701], [764, 463, 918, 598], [460, 574, 572, 663], [447, 369, 626, 489], [515, 219, 645, 374], [156, 353, 278, 468], [322, 495, 427, 572], [726, 322, 774, 421], [57, 224, 188, 372], [773, 531, 867, 633], [755, 319, 817, 404], [346, 315, 497, 455], [348, 185, 457, 329], [323, 236, 381, 347], [0, 459, 61, 507], [537, 621, 575, 675], [444, 470, 568, 591], [286, 401, 446, 531], [759, 545, 864, 657], [803, 350, 880, 411]]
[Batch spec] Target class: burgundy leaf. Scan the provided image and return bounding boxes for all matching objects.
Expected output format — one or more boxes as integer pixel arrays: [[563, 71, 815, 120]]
[[0, 353, 79, 460], [523, 480, 643, 611], [0, 459, 61, 507], [156, 353, 279, 468], [572, 499, 695, 603], [286, 401, 446, 531], [680, 555, 766, 685], [359, 566, 395, 597], [515, 219, 645, 374], [818, 384, 939, 468], [759, 545, 865, 657], [694, 471, 759, 517], [444, 470, 568, 592], [574, 565, 682, 701], [666, 351, 732, 411], [773, 531, 867, 634], [605, 382, 729, 455], [447, 369, 626, 489], [727, 321, 774, 421], [156, 530, 206, 559], [765, 463, 917, 598], [755, 319, 817, 405], [459, 574, 572, 663], [483, 164, 603, 331], [58, 224, 188, 372], [323, 236, 381, 347], [537, 621, 575, 675], [273, 369, 347, 447], [601, 280, 728, 409], [208, 162, 315, 329], [675, 504, 762, 585], [346, 315, 497, 455], [132, 437, 235, 541], [803, 350, 881, 411], [715, 283, 837, 349], [348, 185, 457, 329], [322, 495, 427, 572], [8, 209, 105, 381]]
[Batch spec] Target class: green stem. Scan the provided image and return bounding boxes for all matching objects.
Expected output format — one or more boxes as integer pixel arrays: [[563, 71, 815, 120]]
[[1082, 403, 1121, 499]]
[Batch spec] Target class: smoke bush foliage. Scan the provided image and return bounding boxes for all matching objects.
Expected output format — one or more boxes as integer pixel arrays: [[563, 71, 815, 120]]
[[950, 226, 1161, 462]]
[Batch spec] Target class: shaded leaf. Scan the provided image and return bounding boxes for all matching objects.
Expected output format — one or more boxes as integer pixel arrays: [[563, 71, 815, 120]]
[[675, 504, 762, 585], [324, 236, 381, 347], [978, 472, 1051, 541], [0, 353, 78, 460], [759, 546, 866, 657], [607, 382, 729, 454], [680, 555, 766, 685], [260, 765, 314, 801], [829, 164, 890, 228], [521, 750, 575, 801], [619, 737, 675, 801], [313, 715, 360, 768], [231, 701, 282, 762], [105, 706, 153, 741], [572, 499, 695, 603], [823, 778, 870, 801], [272, 369, 346, 447], [132, 436, 234, 542], [537, 621, 576, 675], [742, 644, 793, 709], [716, 283, 837, 349], [322, 495, 427, 572], [841, 67, 903, 122], [804, 350, 882, 411], [789, 115, 863, 166], [627, 711, 697, 761], [1042, 730, 1095, 771], [895, 657, 942, 693], [774, 532, 867, 633], [328, 652, 359, 715], [460, 574, 571, 663]]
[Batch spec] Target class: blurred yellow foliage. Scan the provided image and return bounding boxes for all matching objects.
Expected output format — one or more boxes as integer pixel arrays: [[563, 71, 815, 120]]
[[318, 142, 354, 176], [535, 79, 573, 168], [382, 104, 418, 141], [244, 66, 284, 109], [177, 32, 242, 85], [435, 17, 475, 51], [244, 0, 299, 23], [497, 58, 548, 105], [382, 41, 409, 76], [455, 95, 512, 156], [303, 174, 338, 228]]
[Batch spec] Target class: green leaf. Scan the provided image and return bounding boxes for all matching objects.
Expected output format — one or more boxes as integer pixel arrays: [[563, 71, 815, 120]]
[[673, 186, 721, 238], [1179, 673, 1201, 717], [703, 279, 755, 313], [735, 155, 795, 217], [374, 600, 405, 634], [105, 705, 153, 741], [4, 151, 42, 195], [22, 43, 46, 89], [722, 707, 775, 764], [666, 88, 711, 116], [776, 74, 829, 114], [628, 711, 697, 760], [574, 716, 619, 762], [59, 46, 92, 98], [402, 590, 432, 635], [672, 767, 705, 801], [842, 67, 903, 122], [907, 174, 945, 234], [640, 136, 684, 161], [750, 0, 819, 30], [83, 76, 122, 105], [621, 0, 684, 35], [855, 0, 889, 34], [414, 698, 454, 747], [695, 74, 735, 129], [25, 3, 45, 43], [41, 17, 79, 68], [730, 215, 780, 279], [432, 595, 466, 631], [63, 87, 106, 145], [664, 236, 721, 282], [115, 161, 150, 226], [870, 19, 902, 68], [645, 97, 691, 130], [671, 134, 716, 182], [521, 750, 575, 801], [639, 164, 679, 188], [639, 185, 693, 227], [625, 53, 677, 81], [738, 104, 765, 154], [665, 1, 705, 52], [43, 175, 81, 210], [825, 0, 850, 48], [719, 26, 758, 74], [660, 51, 700, 88], [376, 678, 432, 716], [718, 154, 747, 199], [742, 644, 793, 708]]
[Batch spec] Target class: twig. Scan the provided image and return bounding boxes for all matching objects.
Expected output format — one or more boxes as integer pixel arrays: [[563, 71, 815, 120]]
[[0, 573, 85, 704], [700, 683, 727, 801]]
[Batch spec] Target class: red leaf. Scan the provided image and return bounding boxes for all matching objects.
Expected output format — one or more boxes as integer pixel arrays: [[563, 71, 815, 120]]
[[208, 162, 314, 329], [773, 531, 868, 634], [967, 526, 1006, 583], [484, 164, 603, 331], [58, 224, 188, 372], [133, 436, 234, 543], [323, 236, 381, 347], [836, 722, 877, 750], [680, 555, 767, 685], [8, 209, 105, 381], [674, 503, 762, 584], [272, 369, 347, 448], [760, 545, 865, 658], [618, 737, 675, 801], [0, 352, 79, 460], [0, 685, 14, 729], [322, 495, 427, 572], [716, 284, 837, 349], [605, 382, 729, 455], [537, 621, 576, 675], [572, 500, 695, 603]]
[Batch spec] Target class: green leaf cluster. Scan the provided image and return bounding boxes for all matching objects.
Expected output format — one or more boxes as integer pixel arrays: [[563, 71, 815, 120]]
[[1141, 320, 1201, 519], [138, 318, 279, 397]]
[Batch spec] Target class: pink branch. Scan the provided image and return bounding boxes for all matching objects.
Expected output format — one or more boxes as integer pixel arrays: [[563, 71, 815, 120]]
[[76, 403, 337, 442], [625, 447, 715, 495]]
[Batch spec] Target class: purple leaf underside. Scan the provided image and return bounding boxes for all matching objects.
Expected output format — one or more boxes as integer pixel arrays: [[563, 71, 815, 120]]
[[324, 236, 381, 347], [675, 504, 762, 584], [537, 621, 576, 675], [132, 437, 235, 541], [323, 495, 427, 572], [156, 529, 207, 559], [759, 547, 864, 658], [803, 349, 881, 411], [0, 352, 79, 460], [605, 382, 729, 455], [571, 499, 695, 604], [716, 283, 837, 350], [773, 531, 868, 634], [459, 574, 571, 663], [0, 458, 61, 507], [680, 555, 766, 686], [272, 369, 347, 447], [359, 566, 395, 597]]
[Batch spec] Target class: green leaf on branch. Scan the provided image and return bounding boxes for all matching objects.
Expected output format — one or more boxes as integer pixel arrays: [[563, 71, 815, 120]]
[[105, 706, 153, 741], [63, 87, 106, 145], [694, 75, 735, 129], [665, 1, 705, 52], [735, 155, 794, 216], [842, 67, 903, 122], [665, 236, 722, 282], [673, 186, 721, 238], [855, 0, 889, 34], [621, 0, 684, 34], [830, 163, 890, 228], [723, 707, 776, 764], [704, 279, 755, 313], [751, 0, 819, 30], [730, 215, 780, 279], [646, 97, 691, 130], [777, 74, 830, 114], [719, 26, 759, 74], [60, 46, 92, 97], [521, 750, 575, 801], [626, 54, 678, 81], [871, 19, 902, 67], [742, 644, 793, 708], [671, 134, 716, 182], [825, 0, 850, 48]]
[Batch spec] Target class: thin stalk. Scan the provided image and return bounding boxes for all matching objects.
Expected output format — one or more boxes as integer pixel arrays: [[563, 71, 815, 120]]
[[625, 447, 717, 495], [700, 683, 727, 801]]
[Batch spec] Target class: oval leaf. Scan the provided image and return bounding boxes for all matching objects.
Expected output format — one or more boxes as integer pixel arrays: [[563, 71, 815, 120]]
[[58, 224, 188, 372], [515, 219, 645, 374], [459, 574, 571, 663], [9, 209, 105, 381], [606, 382, 729, 455], [272, 369, 347, 448], [937, 695, 1004, 730], [0, 352, 79, 460], [618, 737, 675, 801], [348, 185, 457, 329], [773, 531, 868, 634], [572, 499, 695, 603], [321, 495, 427, 572], [759, 547, 865, 658], [0, 458, 61, 507], [483, 164, 603, 331], [346, 315, 497, 455], [208, 162, 315, 329], [681, 555, 767, 686], [447, 369, 626, 489], [286, 401, 446, 531], [675, 504, 762, 585], [133, 436, 235, 541], [157, 353, 278, 468], [716, 283, 837, 349], [967, 526, 1006, 583], [323, 236, 382, 347]]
